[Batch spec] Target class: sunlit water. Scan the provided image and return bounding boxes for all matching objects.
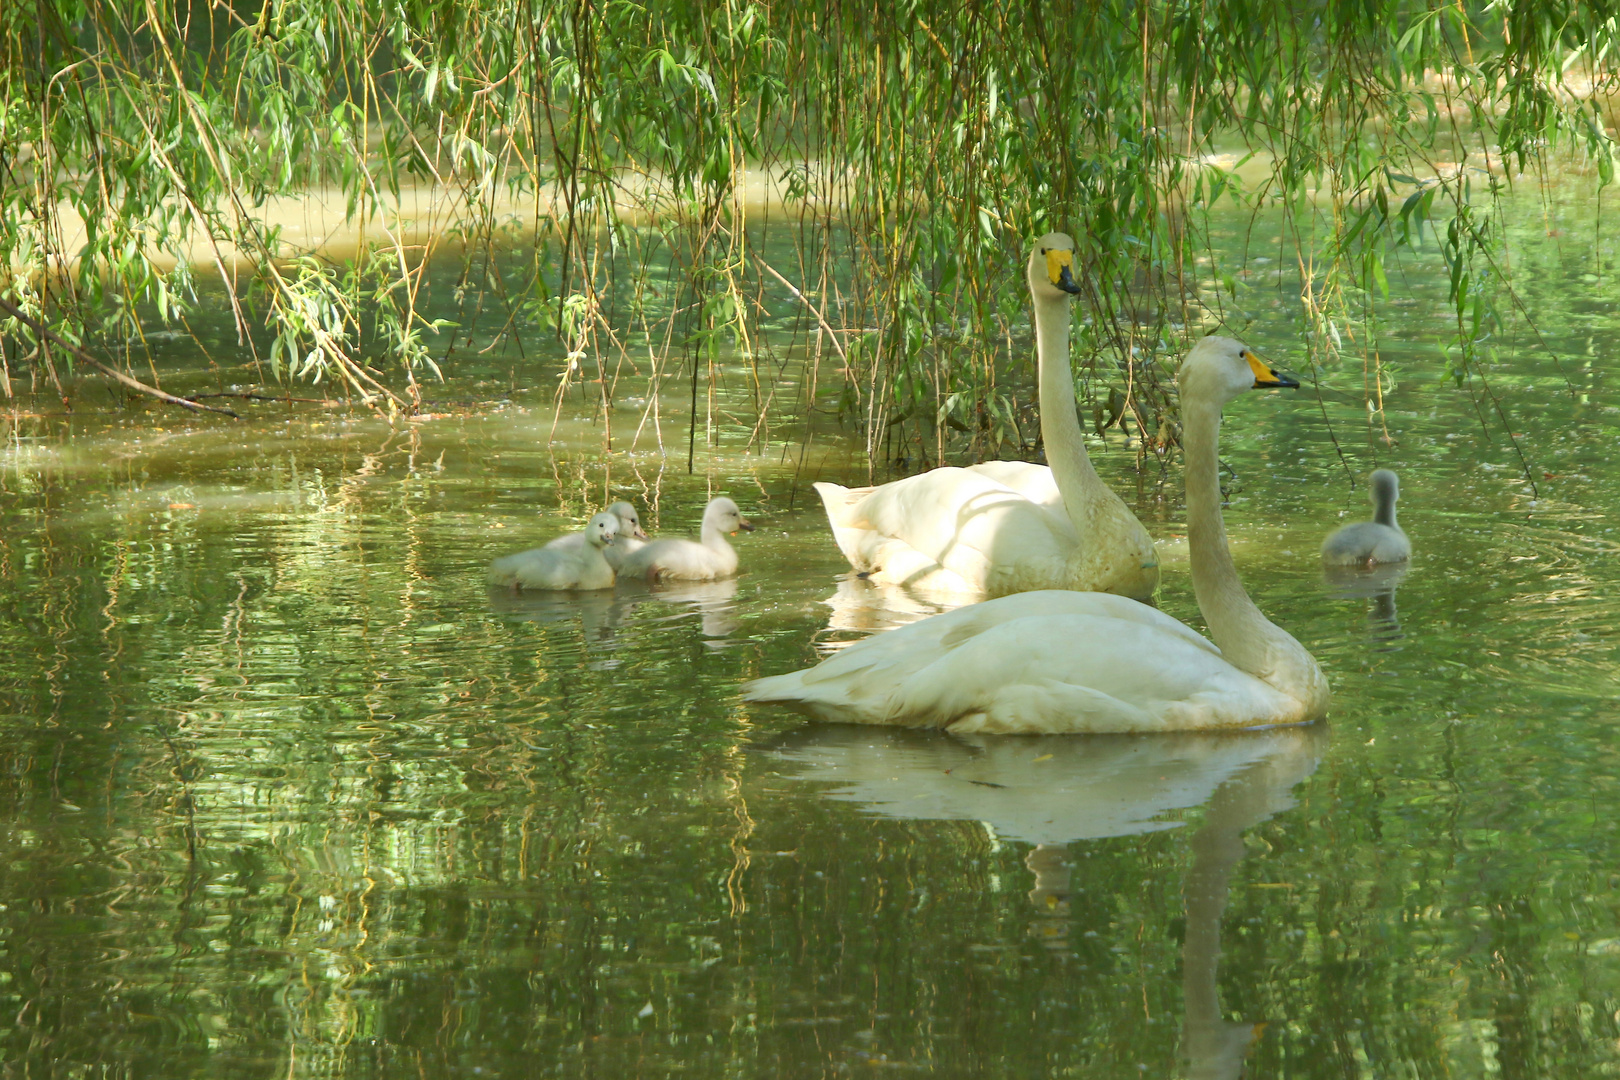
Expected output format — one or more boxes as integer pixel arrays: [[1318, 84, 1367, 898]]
[[5, 189, 1620, 1078]]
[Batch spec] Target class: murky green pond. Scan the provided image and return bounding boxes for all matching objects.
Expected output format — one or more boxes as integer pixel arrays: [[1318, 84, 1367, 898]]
[[6, 188, 1620, 1078]]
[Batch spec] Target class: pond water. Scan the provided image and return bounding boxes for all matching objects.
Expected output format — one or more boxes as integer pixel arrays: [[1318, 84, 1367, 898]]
[[6, 185, 1620, 1078]]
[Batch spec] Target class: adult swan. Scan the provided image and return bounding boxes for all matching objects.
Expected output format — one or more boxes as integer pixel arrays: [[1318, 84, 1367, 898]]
[[744, 337, 1329, 734], [814, 233, 1159, 599]]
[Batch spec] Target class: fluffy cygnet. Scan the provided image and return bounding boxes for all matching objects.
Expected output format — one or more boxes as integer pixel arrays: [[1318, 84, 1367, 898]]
[[616, 496, 753, 582], [491, 512, 619, 590], [1321, 469, 1410, 567], [545, 501, 650, 570]]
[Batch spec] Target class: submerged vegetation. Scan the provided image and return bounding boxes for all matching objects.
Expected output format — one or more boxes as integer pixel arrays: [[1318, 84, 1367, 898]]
[[3, 0, 1620, 465]]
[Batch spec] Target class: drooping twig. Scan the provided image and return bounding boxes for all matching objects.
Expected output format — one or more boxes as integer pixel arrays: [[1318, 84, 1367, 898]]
[[184, 391, 339, 405], [0, 298, 239, 418], [753, 255, 849, 363]]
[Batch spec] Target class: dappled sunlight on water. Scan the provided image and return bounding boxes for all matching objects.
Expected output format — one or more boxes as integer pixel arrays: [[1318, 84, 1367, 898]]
[[6, 190, 1620, 1074]]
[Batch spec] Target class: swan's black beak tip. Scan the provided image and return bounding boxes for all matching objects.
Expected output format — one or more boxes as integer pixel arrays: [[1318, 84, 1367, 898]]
[[1244, 349, 1298, 389], [1057, 263, 1082, 295]]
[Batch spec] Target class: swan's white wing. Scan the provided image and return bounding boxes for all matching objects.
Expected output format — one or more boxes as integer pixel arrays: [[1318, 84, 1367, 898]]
[[834, 468, 1079, 593], [744, 590, 1300, 733], [744, 590, 1226, 730], [890, 613, 1297, 733], [965, 461, 1064, 511], [963, 461, 1079, 545]]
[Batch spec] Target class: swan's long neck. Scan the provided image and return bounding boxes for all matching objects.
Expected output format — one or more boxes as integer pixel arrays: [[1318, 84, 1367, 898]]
[[1033, 292, 1105, 531], [1182, 394, 1324, 702]]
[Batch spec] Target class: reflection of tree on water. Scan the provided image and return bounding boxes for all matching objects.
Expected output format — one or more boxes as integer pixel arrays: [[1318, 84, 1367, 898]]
[[1323, 561, 1409, 646], [762, 723, 1325, 1077]]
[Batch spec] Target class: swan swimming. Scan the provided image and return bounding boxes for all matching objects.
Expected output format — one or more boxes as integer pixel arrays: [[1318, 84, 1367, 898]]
[[813, 233, 1158, 600], [544, 500, 650, 570], [490, 511, 618, 591], [1321, 469, 1410, 567], [743, 336, 1329, 734], [616, 496, 753, 582]]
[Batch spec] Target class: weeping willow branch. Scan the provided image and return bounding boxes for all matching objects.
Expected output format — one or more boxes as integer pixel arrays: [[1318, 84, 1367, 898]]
[[0, 296, 239, 418], [2, 0, 1617, 461]]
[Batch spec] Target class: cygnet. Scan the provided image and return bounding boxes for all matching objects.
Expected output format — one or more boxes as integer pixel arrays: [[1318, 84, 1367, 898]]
[[616, 496, 754, 582], [545, 501, 650, 570], [1321, 469, 1411, 567], [491, 511, 619, 590]]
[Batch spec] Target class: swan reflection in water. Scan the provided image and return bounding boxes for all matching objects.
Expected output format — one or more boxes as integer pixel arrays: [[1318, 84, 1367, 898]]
[[1323, 560, 1409, 646], [811, 574, 964, 656], [615, 577, 742, 643], [488, 577, 741, 649], [761, 723, 1326, 1079]]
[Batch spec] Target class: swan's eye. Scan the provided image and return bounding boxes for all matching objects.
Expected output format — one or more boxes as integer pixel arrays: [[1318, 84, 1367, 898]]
[[1039, 248, 1046, 255]]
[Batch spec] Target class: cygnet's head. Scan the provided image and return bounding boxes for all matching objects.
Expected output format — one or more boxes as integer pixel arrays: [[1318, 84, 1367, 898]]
[[607, 500, 650, 540], [586, 511, 619, 549], [704, 496, 754, 535], [1176, 335, 1300, 406], [1369, 469, 1399, 506], [1027, 232, 1083, 302]]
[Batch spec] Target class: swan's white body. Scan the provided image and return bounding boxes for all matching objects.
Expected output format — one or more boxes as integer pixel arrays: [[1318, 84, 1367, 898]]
[[1321, 470, 1410, 566], [744, 337, 1330, 734], [616, 497, 753, 582], [814, 234, 1158, 600], [490, 512, 618, 591], [545, 501, 651, 570]]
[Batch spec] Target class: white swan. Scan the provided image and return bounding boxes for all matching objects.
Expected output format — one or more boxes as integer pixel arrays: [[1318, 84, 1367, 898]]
[[813, 233, 1158, 600], [490, 511, 618, 591], [743, 336, 1330, 734], [544, 500, 650, 570], [1321, 469, 1410, 567], [616, 496, 753, 582]]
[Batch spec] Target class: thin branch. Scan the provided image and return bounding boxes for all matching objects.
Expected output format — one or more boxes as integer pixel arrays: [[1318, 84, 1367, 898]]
[[0, 297, 239, 418]]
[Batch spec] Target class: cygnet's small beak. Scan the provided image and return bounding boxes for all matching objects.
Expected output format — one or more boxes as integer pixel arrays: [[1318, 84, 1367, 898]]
[[633, 526, 650, 540], [733, 517, 755, 535], [603, 534, 615, 546], [1245, 349, 1300, 389]]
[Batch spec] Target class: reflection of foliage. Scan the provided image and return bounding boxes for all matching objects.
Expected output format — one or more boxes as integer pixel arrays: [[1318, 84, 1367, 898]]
[[0, 394, 1617, 1073], [2, 3, 1619, 449]]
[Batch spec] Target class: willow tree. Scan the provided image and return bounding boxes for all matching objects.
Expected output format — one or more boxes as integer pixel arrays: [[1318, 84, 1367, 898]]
[[1, 0, 1616, 463]]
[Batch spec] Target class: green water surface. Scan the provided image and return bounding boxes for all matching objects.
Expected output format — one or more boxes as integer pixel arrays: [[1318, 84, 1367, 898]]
[[4, 191, 1620, 1078]]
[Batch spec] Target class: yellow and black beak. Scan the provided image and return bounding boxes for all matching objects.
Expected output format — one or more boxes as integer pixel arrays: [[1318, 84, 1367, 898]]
[[1046, 248, 1082, 295], [1244, 349, 1300, 389]]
